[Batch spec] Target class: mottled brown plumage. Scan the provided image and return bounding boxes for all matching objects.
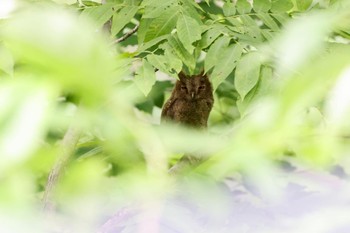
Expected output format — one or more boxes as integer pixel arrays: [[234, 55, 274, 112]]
[[161, 71, 214, 128], [161, 71, 214, 174]]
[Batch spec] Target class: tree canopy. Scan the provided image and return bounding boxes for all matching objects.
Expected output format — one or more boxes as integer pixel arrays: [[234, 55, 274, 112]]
[[1, 0, 350, 232]]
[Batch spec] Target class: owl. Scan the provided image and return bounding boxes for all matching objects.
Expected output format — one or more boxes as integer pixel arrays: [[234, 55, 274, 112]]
[[161, 71, 214, 128], [161, 71, 214, 174]]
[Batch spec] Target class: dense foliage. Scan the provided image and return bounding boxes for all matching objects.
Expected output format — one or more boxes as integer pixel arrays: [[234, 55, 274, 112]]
[[1, 0, 350, 232]]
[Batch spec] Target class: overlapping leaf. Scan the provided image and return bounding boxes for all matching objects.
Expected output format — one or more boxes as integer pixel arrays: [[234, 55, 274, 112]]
[[81, 3, 116, 29], [253, 0, 271, 12], [235, 52, 262, 100], [211, 44, 243, 90], [167, 34, 195, 72], [111, 6, 139, 36], [204, 36, 231, 72], [138, 9, 179, 43], [135, 59, 156, 96], [176, 14, 201, 53]]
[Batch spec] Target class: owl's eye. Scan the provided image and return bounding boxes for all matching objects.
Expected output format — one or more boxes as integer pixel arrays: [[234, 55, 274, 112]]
[[199, 85, 205, 90], [181, 86, 187, 90]]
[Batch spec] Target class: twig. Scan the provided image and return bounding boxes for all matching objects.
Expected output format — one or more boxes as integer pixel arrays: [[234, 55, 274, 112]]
[[114, 24, 139, 44], [42, 122, 81, 213]]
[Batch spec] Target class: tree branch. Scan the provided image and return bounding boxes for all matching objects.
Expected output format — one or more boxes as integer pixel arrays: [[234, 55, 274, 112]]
[[42, 122, 81, 213], [114, 24, 139, 44]]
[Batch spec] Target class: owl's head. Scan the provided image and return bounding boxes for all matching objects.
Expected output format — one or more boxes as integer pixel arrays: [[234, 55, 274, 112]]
[[174, 71, 213, 100]]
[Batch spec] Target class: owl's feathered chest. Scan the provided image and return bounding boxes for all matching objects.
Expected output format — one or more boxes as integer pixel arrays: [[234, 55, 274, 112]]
[[163, 98, 213, 127]]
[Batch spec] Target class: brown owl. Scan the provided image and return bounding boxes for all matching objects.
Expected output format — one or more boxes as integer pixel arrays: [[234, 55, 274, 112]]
[[161, 71, 214, 128], [161, 71, 214, 174]]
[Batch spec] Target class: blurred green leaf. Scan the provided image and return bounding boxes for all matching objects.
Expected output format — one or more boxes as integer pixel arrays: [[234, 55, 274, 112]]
[[1, 7, 118, 104], [0, 44, 14, 75], [0, 82, 55, 171]]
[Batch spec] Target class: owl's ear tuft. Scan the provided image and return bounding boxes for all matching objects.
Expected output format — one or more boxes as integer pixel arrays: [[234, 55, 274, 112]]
[[198, 69, 205, 77], [179, 71, 187, 81]]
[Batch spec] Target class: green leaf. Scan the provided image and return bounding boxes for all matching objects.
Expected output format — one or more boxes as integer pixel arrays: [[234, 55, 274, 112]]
[[199, 26, 223, 49], [253, 0, 271, 12], [142, 0, 179, 18], [239, 15, 257, 27], [259, 65, 273, 93], [295, 0, 313, 11], [167, 34, 195, 72], [164, 48, 183, 74], [124, 0, 141, 6], [80, 3, 115, 29], [137, 18, 153, 44], [272, 13, 291, 25], [204, 36, 231, 72], [139, 9, 179, 43], [295, 0, 312, 11], [134, 59, 156, 96], [239, 15, 263, 41], [261, 29, 275, 41], [137, 35, 168, 53], [111, 6, 138, 36], [271, 0, 293, 12], [211, 44, 243, 90], [181, 0, 203, 24], [176, 14, 202, 53], [235, 52, 262, 100], [146, 54, 169, 73], [223, 2, 236, 16], [236, 0, 252, 14], [237, 65, 272, 114], [257, 13, 280, 31]]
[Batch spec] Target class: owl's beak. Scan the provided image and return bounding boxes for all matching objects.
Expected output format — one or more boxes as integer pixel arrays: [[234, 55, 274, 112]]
[[191, 92, 195, 99]]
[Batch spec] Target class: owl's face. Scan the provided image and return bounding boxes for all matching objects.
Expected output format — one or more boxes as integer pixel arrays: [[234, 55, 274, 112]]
[[175, 72, 212, 101]]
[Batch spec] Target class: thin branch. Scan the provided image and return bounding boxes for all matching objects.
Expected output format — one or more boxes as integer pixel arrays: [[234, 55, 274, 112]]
[[42, 121, 81, 214], [114, 24, 139, 44]]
